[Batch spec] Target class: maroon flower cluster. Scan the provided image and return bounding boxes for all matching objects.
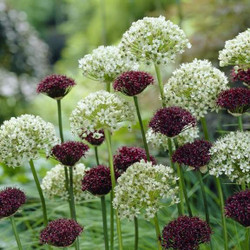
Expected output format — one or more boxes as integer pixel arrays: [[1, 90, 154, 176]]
[[231, 68, 250, 86], [149, 107, 196, 137], [0, 187, 26, 219], [217, 88, 250, 114], [82, 165, 119, 196], [113, 71, 154, 96], [225, 190, 250, 227], [37, 74, 76, 99], [40, 219, 83, 247], [161, 216, 212, 250], [172, 140, 212, 170], [52, 141, 89, 166], [81, 130, 105, 146], [113, 146, 156, 173]]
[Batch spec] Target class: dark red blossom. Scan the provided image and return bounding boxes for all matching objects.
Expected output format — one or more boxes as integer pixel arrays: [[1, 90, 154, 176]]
[[231, 68, 250, 86], [161, 216, 212, 250], [217, 88, 250, 114], [113, 71, 154, 96], [113, 146, 156, 173], [81, 130, 105, 146], [37, 74, 76, 99], [40, 219, 83, 247], [149, 107, 196, 137], [52, 141, 89, 166], [0, 187, 26, 219], [225, 190, 250, 227], [172, 140, 212, 170]]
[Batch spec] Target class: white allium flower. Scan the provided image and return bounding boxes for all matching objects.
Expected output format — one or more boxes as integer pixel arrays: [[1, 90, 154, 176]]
[[78, 45, 138, 83], [219, 29, 250, 67], [119, 16, 191, 65], [41, 163, 92, 203], [70, 90, 135, 137], [163, 59, 229, 119], [113, 160, 179, 221], [208, 131, 250, 185], [0, 114, 59, 168]]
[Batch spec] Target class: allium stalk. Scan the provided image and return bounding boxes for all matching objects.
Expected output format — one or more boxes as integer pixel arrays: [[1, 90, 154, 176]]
[[101, 196, 109, 250], [10, 216, 23, 250], [153, 214, 162, 250], [154, 64, 165, 107]]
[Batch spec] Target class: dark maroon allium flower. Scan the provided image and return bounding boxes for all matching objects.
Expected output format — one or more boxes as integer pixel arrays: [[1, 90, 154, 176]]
[[37, 74, 76, 99], [161, 216, 212, 250], [0, 187, 26, 219], [113, 146, 156, 173], [217, 88, 250, 115], [81, 130, 105, 146], [52, 141, 89, 166], [40, 218, 83, 247], [225, 190, 250, 227], [149, 107, 196, 137], [172, 140, 212, 170], [231, 68, 250, 86], [82, 165, 119, 196], [113, 71, 154, 96]]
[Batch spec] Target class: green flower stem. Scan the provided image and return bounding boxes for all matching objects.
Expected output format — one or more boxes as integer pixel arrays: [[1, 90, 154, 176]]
[[153, 213, 162, 250], [101, 196, 109, 250], [176, 163, 185, 216], [200, 117, 209, 141], [10, 216, 23, 250], [106, 82, 111, 92], [154, 64, 165, 107], [110, 191, 114, 250], [238, 116, 243, 132], [134, 217, 139, 250], [94, 147, 100, 165], [245, 228, 249, 250]]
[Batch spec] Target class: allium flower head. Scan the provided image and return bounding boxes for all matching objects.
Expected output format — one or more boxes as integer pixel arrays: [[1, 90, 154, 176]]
[[219, 29, 250, 67], [78, 45, 138, 83], [113, 71, 154, 96], [225, 190, 250, 227], [149, 107, 196, 138], [120, 16, 191, 65], [208, 131, 250, 185], [113, 146, 156, 173], [0, 187, 26, 219], [40, 219, 83, 247], [217, 88, 250, 115], [70, 90, 135, 137], [161, 216, 212, 250], [52, 141, 89, 167], [80, 130, 105, 146], [37, 74, 76, 99], [231, 68, 250, 87], [163, 59, 229, 119], [0, 114, 59, 168], [113, 160, 179, 220]]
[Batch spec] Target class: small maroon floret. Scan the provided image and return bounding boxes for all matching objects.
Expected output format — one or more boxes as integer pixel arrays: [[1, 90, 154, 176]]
[[113, 71, 154, 96], [81, 130, 105, 146], [52, 141, 89, 166], [231, 68, 250, 86], [40, 218, 83, 247], [225, 190, 250, 227], [37, 74, 76, 99], [0, 187, 26, 219], [149, 107, 196, 137], [161, 216, 212, 250]]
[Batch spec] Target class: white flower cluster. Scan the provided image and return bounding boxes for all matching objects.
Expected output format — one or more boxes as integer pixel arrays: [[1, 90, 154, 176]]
[[163, 59, 229, 119], [70, 90, 135, 137], [146, 126, 199, 151], [0, 114, 59, 168], [119, 16, 191, 65], [219, 29, 250, 67], [113, 160, 179, 221], [41, 163, 92, 203], [208, 131, 250, 185], [78, 45, 138, 83]]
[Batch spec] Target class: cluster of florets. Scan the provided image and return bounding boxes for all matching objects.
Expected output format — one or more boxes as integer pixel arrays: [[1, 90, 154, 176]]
[[149, 107, 196, 137], [219, 29, 250, 67], [41, 164, 91, 203], [231, 68, 250, 87], [52, 141, 89, 167], [0, 114, 59, 168], [216, 88, 250, 115], [161, 216, 212, 250], [208, 131, 250, 185], [81, 130, 105, 146], [70, 90, 135, 137], [78, 45, 138, 83], [113, 160, 179, 221], [113, 71, 154, 96], [163, 59, 229, 119], [119, 16, 191, 65], [113, 146, 156, 173], [224, 190, 250, 227], [0, 187, 26, 219], [40, 219, 83, 247], [37, 74, 76, 99]]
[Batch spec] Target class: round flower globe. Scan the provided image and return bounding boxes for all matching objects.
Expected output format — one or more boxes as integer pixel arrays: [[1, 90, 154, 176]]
[[80, 129, 105, 146], [231, 67, 250, 87]]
